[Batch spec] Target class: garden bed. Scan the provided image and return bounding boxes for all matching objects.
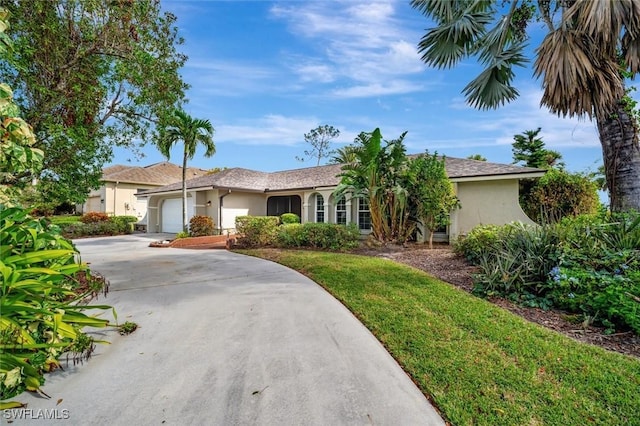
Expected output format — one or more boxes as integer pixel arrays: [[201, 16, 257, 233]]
[[369, 245, 639, 359]]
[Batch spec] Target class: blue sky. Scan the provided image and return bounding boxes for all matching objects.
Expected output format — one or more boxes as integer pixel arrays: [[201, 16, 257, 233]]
[[111, 0, 607, 175]]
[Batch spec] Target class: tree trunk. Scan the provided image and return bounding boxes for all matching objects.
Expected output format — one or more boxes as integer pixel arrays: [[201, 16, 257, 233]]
[[182, 151, 188, 233], [597, 103, 640, 212]]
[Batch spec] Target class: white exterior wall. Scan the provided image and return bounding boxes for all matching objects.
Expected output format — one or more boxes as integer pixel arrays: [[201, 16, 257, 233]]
[[220, 193, 266, 230], [451, 179, 535, 240], [82, 182, 157, 221]]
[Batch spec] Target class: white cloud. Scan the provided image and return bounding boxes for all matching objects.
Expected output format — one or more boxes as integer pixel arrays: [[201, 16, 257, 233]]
[[292, 62, 336, 83], [446, 86, 600, 149], [184, 60, 277, 97], [332, 81, 424, 98], [217, 115, 323, 146], [272, 1, 427, 98]]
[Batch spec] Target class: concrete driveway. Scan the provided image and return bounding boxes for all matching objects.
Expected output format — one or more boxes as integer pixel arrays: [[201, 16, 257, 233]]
[[11, 234, 444, 425]]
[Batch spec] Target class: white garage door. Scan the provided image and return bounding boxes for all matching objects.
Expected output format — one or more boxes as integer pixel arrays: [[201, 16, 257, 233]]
[[162, 197, 194, 233]]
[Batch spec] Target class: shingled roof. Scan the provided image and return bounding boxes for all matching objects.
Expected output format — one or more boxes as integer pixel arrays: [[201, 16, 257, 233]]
[[138, 157, 544, 196], [101, 162, 208, 186]]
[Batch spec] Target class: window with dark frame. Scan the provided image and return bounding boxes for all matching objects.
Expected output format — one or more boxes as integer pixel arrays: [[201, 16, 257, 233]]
[[316, 194, 325, 223], [358, 197, 370, 230], [335, 197, 347, 225]]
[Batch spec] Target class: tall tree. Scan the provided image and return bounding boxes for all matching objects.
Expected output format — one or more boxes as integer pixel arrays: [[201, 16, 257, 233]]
[[0, 0, 188, 207], [0, 9, 43, 206], [466, 154, 487, 161], [296, 125, 340, 166], [334, 128, 415, 244], [411, 0, 640, 212], [158, 109, 215, 233], [409, 152, 460, 249], [512, 128, 563, 169]]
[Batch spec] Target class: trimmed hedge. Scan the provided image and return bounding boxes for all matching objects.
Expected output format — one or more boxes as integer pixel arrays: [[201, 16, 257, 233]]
[[57, 215, 136, 238], [276, 222, 360, 251], [280, 213, 300, 224], [236, 216, 361, 251], [235, 216, 279, 247]]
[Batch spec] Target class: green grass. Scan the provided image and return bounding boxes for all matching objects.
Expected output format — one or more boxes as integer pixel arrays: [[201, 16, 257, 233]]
[[240, 249, 640, 426], [49, 214, 82, 224]]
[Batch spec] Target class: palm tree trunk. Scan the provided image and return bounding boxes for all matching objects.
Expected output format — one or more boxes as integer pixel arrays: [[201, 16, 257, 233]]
[[182, 151, 188, 233], [597, 103, 640, 212]]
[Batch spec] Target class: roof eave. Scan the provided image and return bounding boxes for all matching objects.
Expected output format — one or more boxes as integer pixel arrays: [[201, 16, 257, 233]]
[[451, 171, 546, 183]]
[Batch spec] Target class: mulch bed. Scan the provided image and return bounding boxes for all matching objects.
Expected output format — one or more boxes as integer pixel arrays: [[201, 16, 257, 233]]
[[353, 244, 640, 359]]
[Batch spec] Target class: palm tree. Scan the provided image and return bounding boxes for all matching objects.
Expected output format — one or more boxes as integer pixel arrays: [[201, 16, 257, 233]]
[[158, 109, 215, 233], [329, 145, 360, 165], [411, 0, 640, 212]]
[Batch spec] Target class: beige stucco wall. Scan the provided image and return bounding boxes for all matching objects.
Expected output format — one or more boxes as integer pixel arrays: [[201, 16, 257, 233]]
[[220, 192, 266, 230], [82, 182, 157, 221], [451, 179, 535, 240]]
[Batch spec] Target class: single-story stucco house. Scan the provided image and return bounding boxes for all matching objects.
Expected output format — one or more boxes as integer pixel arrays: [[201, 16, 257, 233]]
[[136, 157, 544, 242], [80, 162, 208, 222]]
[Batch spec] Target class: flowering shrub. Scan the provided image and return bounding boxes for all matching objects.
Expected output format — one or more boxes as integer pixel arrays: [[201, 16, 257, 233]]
[[80, 211, 110, 223], [189, 215, 214, 237]]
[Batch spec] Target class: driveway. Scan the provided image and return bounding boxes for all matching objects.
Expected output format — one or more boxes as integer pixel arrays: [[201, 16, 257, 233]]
[[11, 234, 444, 425]]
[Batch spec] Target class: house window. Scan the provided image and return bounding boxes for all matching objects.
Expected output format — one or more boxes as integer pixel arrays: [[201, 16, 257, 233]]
[[335, 197, 347, 225], [315, 194, 324, 223], [358, 198, 370, 230]]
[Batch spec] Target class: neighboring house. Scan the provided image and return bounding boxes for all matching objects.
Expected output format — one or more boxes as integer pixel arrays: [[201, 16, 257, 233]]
[[80, 162, 208, 223], [137, 157, 545, 242]]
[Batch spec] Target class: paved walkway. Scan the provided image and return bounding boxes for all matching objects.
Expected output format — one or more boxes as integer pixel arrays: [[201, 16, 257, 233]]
[[12, 234, 444, 425]]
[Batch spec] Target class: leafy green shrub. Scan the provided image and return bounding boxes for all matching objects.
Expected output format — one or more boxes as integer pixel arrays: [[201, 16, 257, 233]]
[[0, 206, 113, 401], [522, 169, 599, 224], [277, 222, 360, 251], [110, 216, 137, 234], [453, 224, 503, 264], [56, 222, 86, 238], [471, 223, 561, 299], [548, 263, 640, 334], [235, 216, 279, 247], [175, 231, 189, 239], [85, 221, 120, 236], [80, 211, 110, 223], [276, 223, 306, 247], [280, 213, 300, 224], [189, 215, 214, 237], [461, 213, 640, 333]]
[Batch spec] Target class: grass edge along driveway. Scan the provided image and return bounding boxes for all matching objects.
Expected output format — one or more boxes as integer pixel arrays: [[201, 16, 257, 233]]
[[239, 249, 640, 426]]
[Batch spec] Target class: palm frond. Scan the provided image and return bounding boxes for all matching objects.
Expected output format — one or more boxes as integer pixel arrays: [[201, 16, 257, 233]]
[[623, 31, 640, 74], [534, 28, 623, 119], [417, 9, 492, 69], [569, 0, 631, 51], [411, 0, 492, 22], [462, 46, 525, 109]]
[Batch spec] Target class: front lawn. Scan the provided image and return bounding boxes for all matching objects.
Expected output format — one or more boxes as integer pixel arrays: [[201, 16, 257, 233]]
[[240, 249, 640, 426]]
